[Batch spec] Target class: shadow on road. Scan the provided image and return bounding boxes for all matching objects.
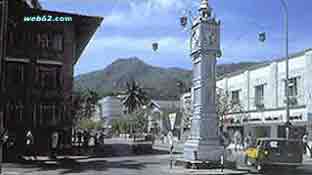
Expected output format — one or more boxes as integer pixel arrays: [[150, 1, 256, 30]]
[[6, 156, 163, 175]]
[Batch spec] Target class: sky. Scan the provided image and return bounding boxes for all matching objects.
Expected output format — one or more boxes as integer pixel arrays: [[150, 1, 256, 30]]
[[39, 0, 312, 76]]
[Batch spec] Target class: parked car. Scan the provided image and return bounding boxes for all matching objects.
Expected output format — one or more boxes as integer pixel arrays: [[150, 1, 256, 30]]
[[245, 138, 303, 172]]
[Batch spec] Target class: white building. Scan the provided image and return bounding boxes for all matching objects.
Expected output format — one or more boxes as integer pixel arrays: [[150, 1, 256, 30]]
[[97, 96, 124, 128], [147, 100, 181, 138], [216, 48, 312, 141], [182, 48, 312, 143]]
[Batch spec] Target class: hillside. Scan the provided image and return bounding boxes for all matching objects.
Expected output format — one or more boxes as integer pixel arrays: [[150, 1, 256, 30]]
[[74, 57, 259, 100]]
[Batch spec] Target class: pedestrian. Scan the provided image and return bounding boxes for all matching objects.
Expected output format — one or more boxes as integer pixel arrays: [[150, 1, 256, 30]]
[[83, 130, 90, 153], [233, 131, 242, 151], [50, 130, 59, 159], [168, 132, 174, 153], [99, 132, 105, 145], [302, 133, 312, 157], [25, 130, 37, 160], [244, 132, 253, 149], [94, 133, 98, 146], [88, 134, 96, 154], [77, 131, 82, 147]]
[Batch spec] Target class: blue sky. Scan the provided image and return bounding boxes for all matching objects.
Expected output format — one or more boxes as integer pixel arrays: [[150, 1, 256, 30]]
[[39, 0, 312, 76]]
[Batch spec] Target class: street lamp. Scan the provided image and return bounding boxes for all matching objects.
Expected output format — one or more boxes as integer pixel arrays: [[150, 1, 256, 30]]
[[280, 0, 290, 139], [179, 10, 194, 52]]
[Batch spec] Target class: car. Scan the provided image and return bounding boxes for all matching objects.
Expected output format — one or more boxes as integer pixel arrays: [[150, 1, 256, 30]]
[[245, 138, 303, 172]]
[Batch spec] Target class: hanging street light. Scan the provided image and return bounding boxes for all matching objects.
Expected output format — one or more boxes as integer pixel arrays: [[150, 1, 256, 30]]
[[152, 42, 158, 52], [258, 32, 266, 42], [180, 15, 188, 28]]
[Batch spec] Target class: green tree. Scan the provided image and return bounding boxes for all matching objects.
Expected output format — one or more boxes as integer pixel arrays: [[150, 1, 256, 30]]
[[216, 87, 244, 132], [122, 80, 149, 114], [78, 118, 104, 130], [71, 88, 101, 126], [121, 80, 150, 141]]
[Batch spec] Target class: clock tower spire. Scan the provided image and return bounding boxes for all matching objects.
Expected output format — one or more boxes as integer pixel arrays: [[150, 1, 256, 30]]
[[199, 0, 212, 18]]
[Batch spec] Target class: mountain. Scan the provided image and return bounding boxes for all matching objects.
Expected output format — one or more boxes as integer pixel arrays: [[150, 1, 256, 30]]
[[74, 57, 259, 100]]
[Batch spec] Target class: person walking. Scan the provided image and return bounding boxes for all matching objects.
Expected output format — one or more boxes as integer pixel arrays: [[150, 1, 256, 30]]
[[50, 130, 59, 159], [76, 131, 83, 155], [244, 132, 253, 149], [83, 130, 90, 154], [88, 134, 96, 154], [302, 133, 312, 158], [25, 130, 36, 160], [233, 131, 242, 151]]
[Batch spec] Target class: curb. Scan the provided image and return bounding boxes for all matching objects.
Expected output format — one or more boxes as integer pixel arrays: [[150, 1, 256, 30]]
[[163, 167, 249, 175]]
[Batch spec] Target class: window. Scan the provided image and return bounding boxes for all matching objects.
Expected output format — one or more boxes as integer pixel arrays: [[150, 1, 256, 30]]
[[231, 90, 240, 104], [255, 85, 264, 107], [8, 31, 15, 46], [35, 32, 63, 51], [39, 104, 57, 124], [287, 77, 298, 97], [6, 63, 25, 86], [36, 66, 62, 89], [53, 34, 63, 51], [38, 33, 52, 49], [5, 101, 24, 126]]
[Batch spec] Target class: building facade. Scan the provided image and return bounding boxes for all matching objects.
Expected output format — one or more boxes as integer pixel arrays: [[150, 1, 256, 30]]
[[0, 0, 102, 158], [97, 96, 124, 128], [147, 100, 181, 140], [180, 49, 312, 147], [217, 49, 312, 141]]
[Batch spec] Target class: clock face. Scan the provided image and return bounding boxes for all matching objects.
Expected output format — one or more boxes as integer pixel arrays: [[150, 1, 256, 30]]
[[203, 33, 217, 47], [208, 33, 217, 45]]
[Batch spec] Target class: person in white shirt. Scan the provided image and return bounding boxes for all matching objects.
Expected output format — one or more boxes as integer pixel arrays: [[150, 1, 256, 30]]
[[25, 130, 36, 160], [51, 131, 59, 158]]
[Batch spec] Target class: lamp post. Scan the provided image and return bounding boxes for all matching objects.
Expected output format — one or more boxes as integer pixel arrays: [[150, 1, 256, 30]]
[[280, 0, 290, 139], [179, 10, 194, 52], [259, 0, 289, 139]]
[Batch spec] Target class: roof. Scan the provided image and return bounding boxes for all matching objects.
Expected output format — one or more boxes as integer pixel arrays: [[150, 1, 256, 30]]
[[218, 48, 312, 81], [12, 4, 103, 65], [22, 0, 42, 9]]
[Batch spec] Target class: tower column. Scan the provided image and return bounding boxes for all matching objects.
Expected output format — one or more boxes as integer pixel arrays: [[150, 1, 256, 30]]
[[183, 0, 224, 161]]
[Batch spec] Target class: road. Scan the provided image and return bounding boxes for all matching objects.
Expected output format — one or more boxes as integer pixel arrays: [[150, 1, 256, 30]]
[[1, 138, 312, 175]]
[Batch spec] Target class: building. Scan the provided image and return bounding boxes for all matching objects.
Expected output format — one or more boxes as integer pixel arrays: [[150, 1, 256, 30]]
[[181, 49, 312, 145], [97, 96, 124, 128], [147, 100, 181, 140], [97, 96, 181, 135], [0, 0, 103, 158]]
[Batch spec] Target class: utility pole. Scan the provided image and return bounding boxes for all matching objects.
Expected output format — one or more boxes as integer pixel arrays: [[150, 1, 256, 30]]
[[280, 0, 290, 139], [0, 0, 8, 172]]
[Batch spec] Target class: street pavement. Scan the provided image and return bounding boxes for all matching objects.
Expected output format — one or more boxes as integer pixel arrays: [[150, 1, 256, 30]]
[[1, 138, 312, 175]]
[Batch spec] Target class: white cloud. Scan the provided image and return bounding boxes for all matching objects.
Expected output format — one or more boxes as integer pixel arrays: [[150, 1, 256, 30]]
[[88, 35, 188, 55], [104, 0, 196, 28]]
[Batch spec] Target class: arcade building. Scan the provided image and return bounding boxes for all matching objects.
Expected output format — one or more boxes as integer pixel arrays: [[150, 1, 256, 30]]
[[0, 0, 102, 159]]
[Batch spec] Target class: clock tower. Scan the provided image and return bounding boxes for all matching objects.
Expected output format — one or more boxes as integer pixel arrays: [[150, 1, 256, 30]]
[[183, 0, 224, 161]]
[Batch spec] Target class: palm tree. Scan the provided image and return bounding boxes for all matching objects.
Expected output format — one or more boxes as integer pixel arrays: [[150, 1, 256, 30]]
[[121, 80, 150, 141], [122, 80, 149, 114]]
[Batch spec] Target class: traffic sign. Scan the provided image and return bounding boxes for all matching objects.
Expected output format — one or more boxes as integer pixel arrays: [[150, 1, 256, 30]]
[[169, 113, 176, 131]]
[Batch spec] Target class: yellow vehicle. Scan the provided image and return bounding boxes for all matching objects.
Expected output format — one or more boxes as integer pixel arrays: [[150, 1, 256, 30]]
[[245, 138, 303, 171]]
